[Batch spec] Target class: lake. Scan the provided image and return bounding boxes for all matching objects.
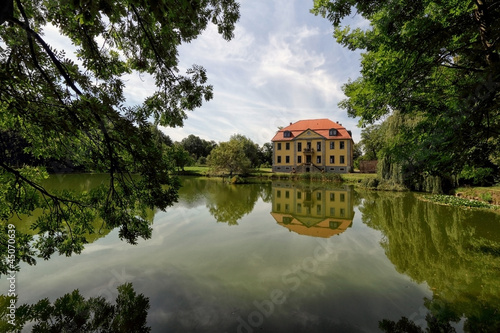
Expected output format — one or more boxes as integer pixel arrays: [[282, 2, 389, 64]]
[[2, 175, 500, 332]]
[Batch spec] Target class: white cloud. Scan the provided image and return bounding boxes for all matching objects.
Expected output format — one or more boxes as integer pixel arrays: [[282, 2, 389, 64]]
[[40, 0, 365, 145]]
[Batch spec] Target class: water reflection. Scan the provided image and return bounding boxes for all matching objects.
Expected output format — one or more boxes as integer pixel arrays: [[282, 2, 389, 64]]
[[3, 176, 500, 332], [1, 283, 150, 332], [270, 182, 354, 238], [359, 191, 500, 332], [177, 178, 261, 225]]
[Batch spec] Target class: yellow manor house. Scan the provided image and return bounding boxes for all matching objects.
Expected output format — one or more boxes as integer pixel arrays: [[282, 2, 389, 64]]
[[271, 119, 354, 173]]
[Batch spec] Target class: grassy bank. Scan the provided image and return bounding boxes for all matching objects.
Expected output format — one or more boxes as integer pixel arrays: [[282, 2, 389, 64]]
[[453, 186, 500, 206]]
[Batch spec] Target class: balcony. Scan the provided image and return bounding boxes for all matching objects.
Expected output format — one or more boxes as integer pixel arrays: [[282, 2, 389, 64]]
[[303, 148, 314, 154]]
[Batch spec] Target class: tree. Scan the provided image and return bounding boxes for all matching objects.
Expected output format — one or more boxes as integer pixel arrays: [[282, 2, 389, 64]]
[[180, 134, 215, 160], [358, 123, 385, 161], [312, 0, 500, 190], [229, 134, 260, 168], [168, 143, 193, 172], [258, 142, 273, 168], [207, 139, 251, 177], [0, 0, 239, 274]]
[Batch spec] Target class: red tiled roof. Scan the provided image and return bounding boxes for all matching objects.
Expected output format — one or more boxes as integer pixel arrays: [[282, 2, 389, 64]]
[[271, 119, 352, 141]]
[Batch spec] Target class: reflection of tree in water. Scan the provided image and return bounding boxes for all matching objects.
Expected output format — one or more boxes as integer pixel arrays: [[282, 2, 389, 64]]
[[205, 182, 260, 225], [1, 174, 158, 277], [259, 183, 273, 203], [358, 191, 500, 332], [177, 178, 211, 208], [1, 283, 150, 332]]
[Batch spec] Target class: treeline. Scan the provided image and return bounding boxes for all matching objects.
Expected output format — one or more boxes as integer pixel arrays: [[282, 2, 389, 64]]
[[168, 133, 273, 174], [354, 121, 499, 193], [1, 128, 273, 174]]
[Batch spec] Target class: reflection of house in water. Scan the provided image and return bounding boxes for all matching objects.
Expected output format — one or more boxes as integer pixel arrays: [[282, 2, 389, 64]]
[[270, 182, 354, 238]]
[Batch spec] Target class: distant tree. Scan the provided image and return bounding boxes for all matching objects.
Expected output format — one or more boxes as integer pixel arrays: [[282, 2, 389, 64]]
[[207, 139, 251, 177], [230, 134, 260, 168], [168, 144, 193, 172], [259, 142, 273, 167], [352, 142, 363, 169], [359, 124, 385, 161], [180, 134, 214, 160]]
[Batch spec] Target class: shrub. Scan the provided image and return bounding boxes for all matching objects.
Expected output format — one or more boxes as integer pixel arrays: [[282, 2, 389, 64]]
[[460, 166, 495, 186]]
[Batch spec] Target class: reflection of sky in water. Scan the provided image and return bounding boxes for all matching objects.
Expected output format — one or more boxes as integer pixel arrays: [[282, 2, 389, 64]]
[[4, 182, 434, 332]]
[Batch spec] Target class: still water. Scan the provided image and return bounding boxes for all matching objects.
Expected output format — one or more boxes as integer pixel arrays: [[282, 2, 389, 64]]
[[3, 175, 500, 332]]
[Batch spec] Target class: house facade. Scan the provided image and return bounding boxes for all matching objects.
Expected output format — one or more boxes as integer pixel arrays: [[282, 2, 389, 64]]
[[271, 119, 354, 173]]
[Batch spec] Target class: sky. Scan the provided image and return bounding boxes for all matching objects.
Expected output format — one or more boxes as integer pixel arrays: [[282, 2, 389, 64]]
[[46, 0, 366, 145]]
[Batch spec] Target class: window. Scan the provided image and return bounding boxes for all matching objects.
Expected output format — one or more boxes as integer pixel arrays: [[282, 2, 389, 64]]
[[277, 190, 281, 198], [285, 191, 290, 199], [317, 156, 321, 164], [340, 141, 345, 149], [297, 156, 302, 163], [329, 221, 342, 229], [277, 143, 282, 150], [330, 193, 335, 201], [317, 205, 322, 214], [297, 203, 302, 213], [340, 194, 345, 202], [285, 142, 290, 150], [329, 128, 338, 136], [330, 141, 334, 149], [277, 156, 282, 163], [340, 155, 345, 164], [330, 155, 335, 164], [316, 192, 321, 200], [297, 191, 302, 199], [285, 156, 290, 163], [297, 142, 302, 152], [317, 142, 321, 152], [284, 130, 292, 138]]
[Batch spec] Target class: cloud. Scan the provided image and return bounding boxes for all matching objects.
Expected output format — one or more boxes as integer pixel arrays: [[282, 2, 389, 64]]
[[40, 0, 365, 145]]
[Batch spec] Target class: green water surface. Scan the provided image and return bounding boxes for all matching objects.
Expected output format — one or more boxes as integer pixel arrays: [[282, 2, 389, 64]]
[[2, 175, 500, 332]]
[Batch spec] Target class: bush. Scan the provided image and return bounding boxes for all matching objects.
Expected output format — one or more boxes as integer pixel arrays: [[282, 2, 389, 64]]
[[197, 156, 207, 166], [460, 166, 495, 186]]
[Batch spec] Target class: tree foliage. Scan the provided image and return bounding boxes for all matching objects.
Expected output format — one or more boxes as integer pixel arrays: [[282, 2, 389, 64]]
[[0, 0, 239, 274], [180, 134, 216, 161], [229, 134, 261, 168], [207, 137, 251, 176], [168, 143, 193, 172], [312, 0, 500, 189]]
